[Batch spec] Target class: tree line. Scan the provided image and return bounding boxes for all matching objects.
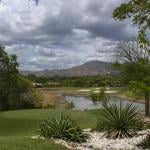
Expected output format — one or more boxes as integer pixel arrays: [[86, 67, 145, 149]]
[[26, 75, 122, 88]]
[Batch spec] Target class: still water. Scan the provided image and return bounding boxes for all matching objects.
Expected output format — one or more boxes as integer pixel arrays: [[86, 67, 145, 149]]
[[64, 95, 145, 111]]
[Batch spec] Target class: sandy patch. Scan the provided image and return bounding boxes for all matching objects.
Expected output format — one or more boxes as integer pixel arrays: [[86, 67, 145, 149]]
[[93, 90, 118, 94], [77, 89, 91, 92]]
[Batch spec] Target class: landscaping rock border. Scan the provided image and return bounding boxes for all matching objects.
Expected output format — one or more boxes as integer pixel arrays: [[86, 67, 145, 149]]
[[54, 129, 150, 150]]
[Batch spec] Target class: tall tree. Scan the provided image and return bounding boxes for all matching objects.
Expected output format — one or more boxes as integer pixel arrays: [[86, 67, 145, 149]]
[[0, 45, 40, 110], [113, 0, 150, 116], [115, 39, 150, 116]]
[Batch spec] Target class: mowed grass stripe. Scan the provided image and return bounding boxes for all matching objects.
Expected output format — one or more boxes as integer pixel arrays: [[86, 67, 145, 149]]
[[0, 109, 98, 150]]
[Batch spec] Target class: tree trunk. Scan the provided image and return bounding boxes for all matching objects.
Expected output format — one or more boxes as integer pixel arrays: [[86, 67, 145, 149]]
[[145, 92, 150, 116]]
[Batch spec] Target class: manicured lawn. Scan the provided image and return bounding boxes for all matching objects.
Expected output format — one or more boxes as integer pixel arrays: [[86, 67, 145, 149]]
[[0, 137, 67, 150], [0, 109, 98, 150]]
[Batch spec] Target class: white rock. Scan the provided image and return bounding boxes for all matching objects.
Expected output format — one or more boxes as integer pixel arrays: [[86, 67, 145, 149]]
[[31, 135, 40, 139], [53, 129, 149, 150]]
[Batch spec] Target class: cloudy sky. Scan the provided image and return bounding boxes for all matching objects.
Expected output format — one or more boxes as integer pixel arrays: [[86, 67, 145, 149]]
[[0, 0, 137, 71]]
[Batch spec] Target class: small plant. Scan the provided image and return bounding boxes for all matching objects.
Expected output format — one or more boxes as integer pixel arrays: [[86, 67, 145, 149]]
[[97, 103, 144, 139], [137, 134, 150, 149], [90, 87, 108, 107], [40, 114, 89, 143]]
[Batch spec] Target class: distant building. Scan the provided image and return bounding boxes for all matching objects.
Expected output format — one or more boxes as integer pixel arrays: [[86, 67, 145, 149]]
[[32, 83, 43, 88]]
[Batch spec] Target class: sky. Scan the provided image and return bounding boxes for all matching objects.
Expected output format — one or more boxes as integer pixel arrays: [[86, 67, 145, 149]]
[[0, 0, 137, 71]]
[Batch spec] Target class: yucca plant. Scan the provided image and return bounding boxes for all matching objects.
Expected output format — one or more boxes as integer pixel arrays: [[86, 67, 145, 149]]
[[40, 114, 89, 143], [97, 103, 144, 139]]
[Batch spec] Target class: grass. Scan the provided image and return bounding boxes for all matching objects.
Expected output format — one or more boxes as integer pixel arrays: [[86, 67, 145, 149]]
[[0, 108, 98, 150], [117, 88, 144, 102], [0, 137, 67, 150], [1, 87, 142, 150], [124, 90, 143, 99]]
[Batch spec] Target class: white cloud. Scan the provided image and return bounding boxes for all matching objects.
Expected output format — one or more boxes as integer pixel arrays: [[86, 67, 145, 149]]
[[0, 0, 137, 71]]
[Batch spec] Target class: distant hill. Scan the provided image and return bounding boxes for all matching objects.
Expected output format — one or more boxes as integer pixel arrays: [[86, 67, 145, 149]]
[[21, 61, 117, 77]]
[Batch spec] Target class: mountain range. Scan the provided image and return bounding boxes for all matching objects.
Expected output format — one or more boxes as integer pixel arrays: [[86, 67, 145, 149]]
[[22, 61, 117, 77]]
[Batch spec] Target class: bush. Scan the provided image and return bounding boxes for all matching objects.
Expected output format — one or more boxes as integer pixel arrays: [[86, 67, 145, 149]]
[[40, 114, 89, 143], [96, 103, 144, 139], [0, 75, 41, 110]]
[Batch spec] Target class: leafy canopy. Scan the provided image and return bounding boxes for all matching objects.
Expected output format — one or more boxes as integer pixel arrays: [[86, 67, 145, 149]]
[[113, 0, 150, 45], [0, 45, 40, 110], [113, 0, 150, 116]]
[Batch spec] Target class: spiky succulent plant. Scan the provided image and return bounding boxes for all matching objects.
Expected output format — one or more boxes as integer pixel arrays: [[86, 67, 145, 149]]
[[97, 103, 144, 139], [40, 114, 89, 143]]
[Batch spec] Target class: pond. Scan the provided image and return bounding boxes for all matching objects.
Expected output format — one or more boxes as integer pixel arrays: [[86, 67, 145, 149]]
[[64, 95, 145, 111]]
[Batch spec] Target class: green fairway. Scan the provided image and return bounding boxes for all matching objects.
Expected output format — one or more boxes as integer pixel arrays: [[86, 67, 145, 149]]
[[0, 137, 67, 150], [0, 109, 98, 150]]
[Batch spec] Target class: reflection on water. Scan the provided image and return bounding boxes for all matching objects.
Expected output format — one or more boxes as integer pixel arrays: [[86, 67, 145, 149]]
[[64, 95, 145, 111]]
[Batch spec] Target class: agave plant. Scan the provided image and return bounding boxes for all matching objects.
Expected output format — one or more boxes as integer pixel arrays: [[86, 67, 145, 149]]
[[40, 114, 89, 143], [97, 103, 144, 139]]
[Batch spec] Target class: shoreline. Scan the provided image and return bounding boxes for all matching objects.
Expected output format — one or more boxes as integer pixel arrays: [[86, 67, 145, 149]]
[[115, 94, 145, 105]]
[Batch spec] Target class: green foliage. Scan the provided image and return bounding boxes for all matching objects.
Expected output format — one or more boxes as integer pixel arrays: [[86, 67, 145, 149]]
[[137, 134, 150, 149], [113, 0, 150, 44], [121, 88, 143, 100], [40, 114, 89, 143], [96, 103, 144, 139], [0, 138, 67, 150], [0, 45, 41, 110], [90, 87, 108, 106], [130, 81, 150, 97], [114, 39, 150, 115], [26, 75, 122, 88], [0, 109, 97, 150], [62, 76, 120, 87], [117, 60, 150, 96]]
